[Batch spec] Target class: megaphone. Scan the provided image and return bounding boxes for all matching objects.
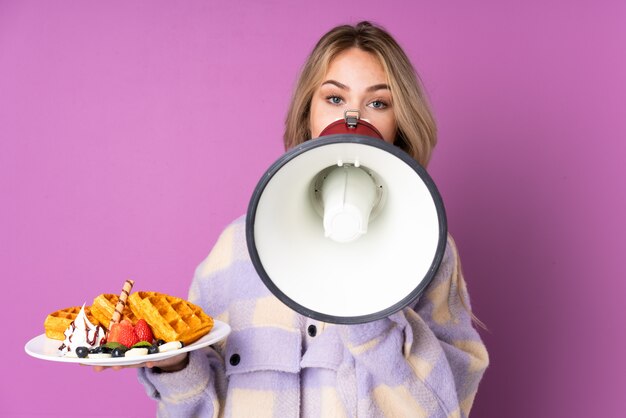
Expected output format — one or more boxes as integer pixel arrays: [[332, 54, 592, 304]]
[[246, 113, 447, 324]]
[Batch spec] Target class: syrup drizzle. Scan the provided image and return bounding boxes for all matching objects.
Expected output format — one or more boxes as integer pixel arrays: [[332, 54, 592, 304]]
[[57, 314, 105, 352]]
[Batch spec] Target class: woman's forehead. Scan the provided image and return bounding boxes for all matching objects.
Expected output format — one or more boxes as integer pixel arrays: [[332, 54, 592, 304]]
[[323, 48, 387, 86]]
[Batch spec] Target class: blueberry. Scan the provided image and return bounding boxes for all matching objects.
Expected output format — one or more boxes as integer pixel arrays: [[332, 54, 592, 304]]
[[111, 347, 127, 358], [89, 346, 103, 354], [75, 347, 89, 358], [156, 339, 166, 346], [99, 346, 113, 354], [148, 345, 159, 355]]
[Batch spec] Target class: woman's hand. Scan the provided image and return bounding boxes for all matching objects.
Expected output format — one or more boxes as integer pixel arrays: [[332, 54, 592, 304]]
[[92, 353, 189, 373]]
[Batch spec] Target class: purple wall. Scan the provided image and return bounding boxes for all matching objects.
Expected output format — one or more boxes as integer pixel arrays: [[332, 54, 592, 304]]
[[2, 1, 625, 416]]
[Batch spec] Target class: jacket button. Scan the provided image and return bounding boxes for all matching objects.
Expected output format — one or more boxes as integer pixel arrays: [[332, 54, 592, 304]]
[[307, 324, 317, 337], [229, 354, 240, 366]]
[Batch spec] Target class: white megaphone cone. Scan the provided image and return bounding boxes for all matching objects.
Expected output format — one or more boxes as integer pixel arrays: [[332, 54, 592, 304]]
[[246, 112, 447, 324]]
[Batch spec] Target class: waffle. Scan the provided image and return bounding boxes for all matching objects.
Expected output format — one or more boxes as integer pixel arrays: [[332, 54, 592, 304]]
[[127, 291, 161, 320], [128, 291, 213, 345], [91, 293, 138, 329], [44, 306, 99, 340]]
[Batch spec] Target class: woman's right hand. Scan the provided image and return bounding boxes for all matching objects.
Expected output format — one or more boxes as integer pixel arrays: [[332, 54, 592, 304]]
[[92, 352, 189, 373]]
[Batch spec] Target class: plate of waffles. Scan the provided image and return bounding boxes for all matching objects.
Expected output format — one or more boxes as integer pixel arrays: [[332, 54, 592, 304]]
[[27, 280, 231, 366], [24, 319, 231, 366]]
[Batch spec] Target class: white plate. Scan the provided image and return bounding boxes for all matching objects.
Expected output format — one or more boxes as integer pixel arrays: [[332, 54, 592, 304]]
[[24, 319, 231, 366]]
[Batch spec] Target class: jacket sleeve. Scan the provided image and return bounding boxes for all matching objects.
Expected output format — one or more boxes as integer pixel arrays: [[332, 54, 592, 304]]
[[136, 222, 239, 418], [136, 347, 224, 418], [337, 236, 489, 418]]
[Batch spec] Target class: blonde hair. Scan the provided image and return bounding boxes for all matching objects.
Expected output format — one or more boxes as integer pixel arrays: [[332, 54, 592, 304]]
[[284, 21, 437, 167]]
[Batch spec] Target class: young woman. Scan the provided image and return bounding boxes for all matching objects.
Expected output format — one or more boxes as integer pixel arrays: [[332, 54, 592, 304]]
[[132, 21, 489, 417]]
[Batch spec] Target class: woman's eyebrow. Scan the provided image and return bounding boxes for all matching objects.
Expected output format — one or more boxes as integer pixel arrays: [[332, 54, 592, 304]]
[[321, 80, 390, 92], [321, 80, 348, 90], [367, 83, 390, 92]]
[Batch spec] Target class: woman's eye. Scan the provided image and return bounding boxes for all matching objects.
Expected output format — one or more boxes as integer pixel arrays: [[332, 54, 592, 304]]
[[368, 100, 387, 109], [326, 96, 343, 105]]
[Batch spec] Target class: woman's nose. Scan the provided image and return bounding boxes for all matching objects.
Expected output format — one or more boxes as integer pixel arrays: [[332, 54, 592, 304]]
[[345, 100, 363, 112]]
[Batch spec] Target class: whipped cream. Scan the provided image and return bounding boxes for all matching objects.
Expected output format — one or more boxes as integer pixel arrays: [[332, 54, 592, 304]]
[[59, 304, 106, 354]]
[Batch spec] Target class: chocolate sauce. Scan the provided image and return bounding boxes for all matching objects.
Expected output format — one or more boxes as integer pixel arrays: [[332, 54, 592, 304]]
[[58, 320, 77, 351], [57, 315, 105, 352], [86, 320, 101, 346]]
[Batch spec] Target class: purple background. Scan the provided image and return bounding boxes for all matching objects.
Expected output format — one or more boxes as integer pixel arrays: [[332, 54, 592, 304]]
[[2, 1, 625, 417]]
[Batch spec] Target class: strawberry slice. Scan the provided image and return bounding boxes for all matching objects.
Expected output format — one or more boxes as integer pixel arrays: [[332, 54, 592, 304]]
[[134, 319, 154, 343], [108, 320, 139, 348]]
